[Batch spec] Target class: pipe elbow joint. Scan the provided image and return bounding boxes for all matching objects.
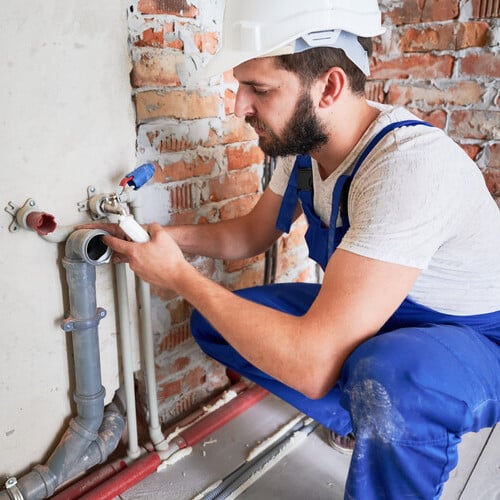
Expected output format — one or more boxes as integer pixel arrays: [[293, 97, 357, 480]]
[[65, 229, 112, 265]]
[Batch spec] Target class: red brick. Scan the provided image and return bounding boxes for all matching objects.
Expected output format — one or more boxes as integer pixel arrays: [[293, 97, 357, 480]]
[[157, 379, 182, 400], [146, 128, 219, 153], [276, 246, 304, 278], [159, 156, 216, 182], [183, 367, 207, 390], [226, 265, 265, 291], [167, 298, 193, 325], [219, 116, 258, 144], [151, 286, 179, 302], [169, 356, 191, 374], [449, 110, 500, 140], [400, 25, 455, 52], [207, 171, 261, 203], [219, 194, 260, 220], [169, 183, 195, 211], [131, 52, 184, 88], [135, 25, 173, 48], [168, 211, 198, 226], [388, 81, 485, 107], [159, 323, 192, 352], [365, 81, 385, 103], [281, 217, 308, 250], [138, 0, 198, 17], [224, 254, 265, 273], [371, 54, 454, 80], [459, 144, 482, 161], [460, 53, 500, 78], [409, 109, 447, 129], [483, 169, 500, 197], [135, 90, 220, 122], [167, 39, 184, 51], [194, 32, 219, 55], [399, 22, 490, 52], [472, 0, 500, 18], [224, 88, 236, 116], [488, 143, 500, 168], [455, 22, 490, 49], [226, 144, 265, 171], [166, 392, 199, 421], [386, 0, 459, 25]]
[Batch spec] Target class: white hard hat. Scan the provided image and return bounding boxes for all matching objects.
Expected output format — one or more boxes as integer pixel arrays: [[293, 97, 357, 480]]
[[202, 0, 385, 78]]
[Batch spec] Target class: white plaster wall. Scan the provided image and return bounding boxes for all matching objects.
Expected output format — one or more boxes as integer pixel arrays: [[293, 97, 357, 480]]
[[0, 1, 137, 476]]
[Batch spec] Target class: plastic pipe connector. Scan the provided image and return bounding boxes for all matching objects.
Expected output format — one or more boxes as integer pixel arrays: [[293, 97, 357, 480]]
[[65, 229, 112, 265], [25, 211, 57, 235]]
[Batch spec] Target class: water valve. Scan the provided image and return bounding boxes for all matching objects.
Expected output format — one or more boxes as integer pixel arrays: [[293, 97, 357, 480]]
[[119, 163, 155, 191]]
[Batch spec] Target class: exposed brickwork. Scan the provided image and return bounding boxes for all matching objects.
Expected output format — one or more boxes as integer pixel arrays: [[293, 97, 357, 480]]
[[375, 0, 499, 204], [127, 0, 500, 425]]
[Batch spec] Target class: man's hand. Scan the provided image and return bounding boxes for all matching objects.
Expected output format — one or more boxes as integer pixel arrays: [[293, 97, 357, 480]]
[[79, 221, 128, 240], [102, 223, 186, 290]]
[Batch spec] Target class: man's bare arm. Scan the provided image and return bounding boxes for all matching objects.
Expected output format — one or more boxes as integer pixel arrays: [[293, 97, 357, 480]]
[[106, 227, 420, 399]]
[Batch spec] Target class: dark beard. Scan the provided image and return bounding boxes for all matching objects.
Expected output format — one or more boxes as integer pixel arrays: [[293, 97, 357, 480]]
[[246, 91, 329, 157]]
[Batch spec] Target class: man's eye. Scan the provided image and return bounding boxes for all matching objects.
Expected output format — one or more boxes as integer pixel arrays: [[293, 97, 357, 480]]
[[252, 87, 269, 95]]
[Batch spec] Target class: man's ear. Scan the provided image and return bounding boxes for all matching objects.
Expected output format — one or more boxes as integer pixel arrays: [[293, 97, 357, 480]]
[[318, 67, 347, 108]]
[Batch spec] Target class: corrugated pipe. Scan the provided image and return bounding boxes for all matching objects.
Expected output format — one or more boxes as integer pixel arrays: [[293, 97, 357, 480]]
[[0, 230, 125, 500], [53, 384, 269, 500]]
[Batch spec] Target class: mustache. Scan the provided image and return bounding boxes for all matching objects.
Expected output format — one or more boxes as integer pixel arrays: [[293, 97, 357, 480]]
[[245, 116, 270, 132]]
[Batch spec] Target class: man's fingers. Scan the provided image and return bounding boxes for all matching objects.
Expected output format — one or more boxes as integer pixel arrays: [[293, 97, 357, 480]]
[[102, 234, 131, 254]]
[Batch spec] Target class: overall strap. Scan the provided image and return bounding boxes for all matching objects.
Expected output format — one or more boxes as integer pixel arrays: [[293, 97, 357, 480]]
[[276, 154, 312, 233], [327, 119, 433, 257]]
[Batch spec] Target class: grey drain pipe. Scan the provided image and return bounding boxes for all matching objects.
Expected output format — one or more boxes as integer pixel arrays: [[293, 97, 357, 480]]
[[1, 230, 126, 500]]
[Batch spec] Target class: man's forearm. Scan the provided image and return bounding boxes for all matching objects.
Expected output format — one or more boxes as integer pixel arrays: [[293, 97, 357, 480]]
[[171, 260, 339, 398]]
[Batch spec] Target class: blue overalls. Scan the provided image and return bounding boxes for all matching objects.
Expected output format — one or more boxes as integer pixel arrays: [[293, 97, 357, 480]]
[[191, 121, 500, 499]]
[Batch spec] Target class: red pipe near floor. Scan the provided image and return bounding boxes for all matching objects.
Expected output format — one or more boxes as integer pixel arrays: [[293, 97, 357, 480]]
[[51, 460, 127, 500], [78, 453, 162, 500], [54, 384, 268, 500], [180, 384, 269, 446]]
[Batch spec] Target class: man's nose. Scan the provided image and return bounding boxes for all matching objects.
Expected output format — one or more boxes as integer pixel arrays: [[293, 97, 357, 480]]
[[234, 88, 255, 118]]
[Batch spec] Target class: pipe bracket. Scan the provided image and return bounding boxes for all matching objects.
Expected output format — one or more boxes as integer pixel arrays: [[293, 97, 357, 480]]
[[4, 477, 23, 500], [61, 308, 107, 333]]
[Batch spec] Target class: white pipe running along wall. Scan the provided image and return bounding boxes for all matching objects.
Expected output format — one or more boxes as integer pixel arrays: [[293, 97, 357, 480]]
[[126, 190, 168, 450], [115, 262, 142, 459], [88, 183, 168, 451]]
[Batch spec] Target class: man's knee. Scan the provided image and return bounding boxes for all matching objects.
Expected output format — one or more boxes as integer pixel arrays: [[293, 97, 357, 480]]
[[342, 338, 409, 442]]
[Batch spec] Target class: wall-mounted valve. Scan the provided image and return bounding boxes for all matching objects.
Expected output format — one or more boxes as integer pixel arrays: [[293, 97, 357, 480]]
[[78, 164, 155, 244]]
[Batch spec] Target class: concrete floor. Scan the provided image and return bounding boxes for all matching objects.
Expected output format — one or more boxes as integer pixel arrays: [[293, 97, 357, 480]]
[[118, 393, 500, 500]]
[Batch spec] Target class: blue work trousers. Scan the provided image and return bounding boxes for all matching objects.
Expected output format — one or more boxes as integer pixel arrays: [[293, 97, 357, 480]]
[[190, 283, 500, 499]]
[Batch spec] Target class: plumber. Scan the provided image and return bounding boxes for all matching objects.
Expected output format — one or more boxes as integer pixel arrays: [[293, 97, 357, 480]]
[[98, 1, 500, 497]]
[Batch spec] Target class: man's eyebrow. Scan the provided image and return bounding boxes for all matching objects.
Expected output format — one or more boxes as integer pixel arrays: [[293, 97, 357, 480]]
[[239, 80, 269, 87]]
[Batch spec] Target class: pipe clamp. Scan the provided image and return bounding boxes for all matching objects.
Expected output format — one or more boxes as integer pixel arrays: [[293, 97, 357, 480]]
[[4, 477, 23, 500], [61, 308, 107, 332]]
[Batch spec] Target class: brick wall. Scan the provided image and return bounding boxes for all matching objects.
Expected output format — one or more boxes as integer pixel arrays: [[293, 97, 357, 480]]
[[371, 0, 500, 206], [127, 0, 316, 425], [127, 0, 499, 425]]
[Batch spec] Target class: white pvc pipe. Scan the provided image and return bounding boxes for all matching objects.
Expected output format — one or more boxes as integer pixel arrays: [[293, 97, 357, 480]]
[[128, 191, 166, 448], [115, 263, 141, 459], [136, 278, 165, 447]]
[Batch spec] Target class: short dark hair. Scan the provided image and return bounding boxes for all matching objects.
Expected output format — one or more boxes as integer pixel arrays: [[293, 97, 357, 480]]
[[275, 37, 372, 95]]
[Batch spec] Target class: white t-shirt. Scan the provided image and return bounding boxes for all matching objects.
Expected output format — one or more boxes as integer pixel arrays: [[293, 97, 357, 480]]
[[269, 103, 500, 315]]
